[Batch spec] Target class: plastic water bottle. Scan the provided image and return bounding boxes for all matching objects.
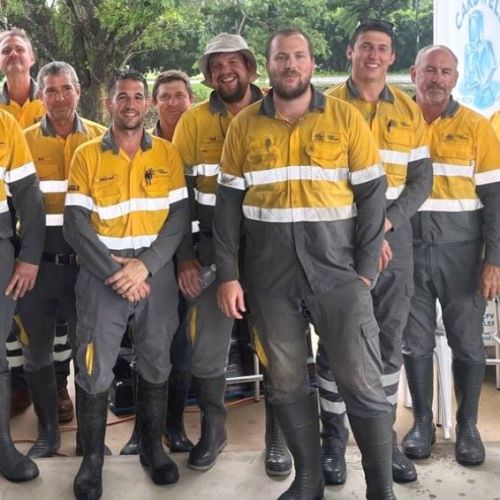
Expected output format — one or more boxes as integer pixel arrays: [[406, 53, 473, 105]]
[[198, 264, 216, 291]]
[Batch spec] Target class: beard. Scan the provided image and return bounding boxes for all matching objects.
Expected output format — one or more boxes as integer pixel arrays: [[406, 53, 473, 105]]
[[216, 80, 248, 104], [269, 70, 311, 100]]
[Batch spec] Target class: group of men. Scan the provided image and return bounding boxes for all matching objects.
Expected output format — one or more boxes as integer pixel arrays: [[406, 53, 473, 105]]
[[0, 17, 500, 500]]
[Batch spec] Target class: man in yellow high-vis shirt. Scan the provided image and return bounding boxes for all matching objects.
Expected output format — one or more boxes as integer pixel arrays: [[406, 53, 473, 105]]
[[403, 45, 500, 467], [64, 69, 189, 499]]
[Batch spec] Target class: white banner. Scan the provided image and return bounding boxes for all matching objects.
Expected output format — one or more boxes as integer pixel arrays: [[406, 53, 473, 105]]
[[434, 1, 500, 117]]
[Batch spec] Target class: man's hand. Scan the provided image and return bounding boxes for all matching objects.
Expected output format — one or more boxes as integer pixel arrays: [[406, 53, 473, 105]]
[[177, 259, 202, 298], [123, 281, 151, 303], [217, 280, 246, 319], [379, 239, 393, 272], [384, 218, 393, 233], [105, 255, 149, 296], [478, 263, 500, 300], [358, 275, 372, 288], [5, 261, 39, 300]]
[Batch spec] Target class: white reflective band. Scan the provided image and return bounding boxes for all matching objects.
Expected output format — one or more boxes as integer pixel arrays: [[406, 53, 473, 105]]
[[316, 374, 339, 393], [191, 220, 200, 233], [53, 350, 72, 362], [195, 189, 216, 207], [475, 168, 500, 186], [409, 145, 430, 162], [39, 180, 68, 193], [97, 233, 157, 250], [53, 334, 68, 346], [0, 167, 5, 180], [243, 203, 356, 223], [169, 186, 188, 203], [244, 166, 349, 186], [381, 370, 401, 388], [3, 162, 36, 183], [433, 162, 474, 177], [195, 163, 219, 176], [46, 213, 64, 226], [385, 185, 405, 200], [349, 163, 384, 185], [418, 198, 483, 212], [379, 149, 409, 166], [6, 356, 23, 368], [65, 193, 94, 210], [185, 166, 197, 177], [319, 397, 346, 415], [386, 392, 399, 405], [0, 200, 8, 214], [97, 197, 169, 220], [6, 341, 21, 351], [218, 172, 246, 190]]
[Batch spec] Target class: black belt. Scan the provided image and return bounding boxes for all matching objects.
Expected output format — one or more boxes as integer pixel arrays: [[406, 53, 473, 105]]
[[42, 252, 77, 266]]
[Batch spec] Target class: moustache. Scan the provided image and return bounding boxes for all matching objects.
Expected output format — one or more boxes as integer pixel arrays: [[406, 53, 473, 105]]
[[426, 84, 446, 92]]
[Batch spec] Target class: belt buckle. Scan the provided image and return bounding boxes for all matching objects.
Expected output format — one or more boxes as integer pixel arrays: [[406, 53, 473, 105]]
[[54, 254, 62, 265]]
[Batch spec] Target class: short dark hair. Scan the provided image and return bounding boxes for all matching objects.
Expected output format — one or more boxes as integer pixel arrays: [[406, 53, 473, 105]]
[[152, 70, 193, 101], [265, 28, 315, 61], [108, 69, 148, 97], [348, 19, 396, 52]]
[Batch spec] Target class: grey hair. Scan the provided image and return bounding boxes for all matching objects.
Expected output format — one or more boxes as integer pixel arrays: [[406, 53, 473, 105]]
[[37, 61, 79, 90]]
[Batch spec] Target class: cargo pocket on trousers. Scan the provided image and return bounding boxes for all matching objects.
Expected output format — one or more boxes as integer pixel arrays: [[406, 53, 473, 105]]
[[360, 316, 383, 388]]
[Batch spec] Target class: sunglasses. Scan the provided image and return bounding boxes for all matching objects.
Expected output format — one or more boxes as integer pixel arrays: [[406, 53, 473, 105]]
[[356, 18, 395, 33]]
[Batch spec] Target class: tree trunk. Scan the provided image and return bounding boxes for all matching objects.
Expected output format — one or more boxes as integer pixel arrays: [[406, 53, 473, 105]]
[[78, 79, 109, 126]]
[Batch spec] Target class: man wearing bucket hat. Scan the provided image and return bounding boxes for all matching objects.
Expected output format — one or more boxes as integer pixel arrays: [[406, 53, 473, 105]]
[[173, 33, 291, 475]]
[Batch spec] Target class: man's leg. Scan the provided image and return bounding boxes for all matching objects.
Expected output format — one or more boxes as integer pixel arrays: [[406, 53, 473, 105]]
[[186, 280, 233, 471], [247, 292, 324, 500], [54, 313, 74, 423], [309, 280, 395, 500]]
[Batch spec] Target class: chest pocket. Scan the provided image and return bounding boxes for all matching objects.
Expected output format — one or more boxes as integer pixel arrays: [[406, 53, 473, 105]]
[[435, 140, 473, 166], [245, 146, 281, 192], [200, 137, 224, 165], [382, 120, 414, 149], [35, 157, 60, 181], [92, 175, 122, 206], [142, 168, 170, 197], [306, 141, 346, 167]]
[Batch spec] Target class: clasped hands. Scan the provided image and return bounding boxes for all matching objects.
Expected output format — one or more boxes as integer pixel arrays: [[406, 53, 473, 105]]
[[105, 254, 150, 302]]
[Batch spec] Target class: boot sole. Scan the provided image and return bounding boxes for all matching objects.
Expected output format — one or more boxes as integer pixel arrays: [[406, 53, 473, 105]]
[[265, 465, 292, 477], [456, 457, 485, 466], [187, 440, 226, 471]]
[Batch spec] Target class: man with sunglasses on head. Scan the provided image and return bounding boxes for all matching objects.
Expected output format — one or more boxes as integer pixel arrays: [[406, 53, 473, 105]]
[[318, 19, 432, 486], [172, 34, 291, 475]]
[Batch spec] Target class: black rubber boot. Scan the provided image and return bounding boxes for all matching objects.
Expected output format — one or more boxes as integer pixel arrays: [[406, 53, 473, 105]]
[[73, 385, 108, 500], [391, 406, 417, 483], [26, 364, 61, 458], [136, 375, 179, 485], [164, 371, 194, 453], [120, 371, 139, 456], [274, 392, 324, 500], [453, 359, 485, 466], [350, 413, 396, 500], [0, 371, 39, 482], [402, 355, 436, 459], [320, 406, 348, 485], [188, 375, 227, 471], [264, 391, 292, 477]]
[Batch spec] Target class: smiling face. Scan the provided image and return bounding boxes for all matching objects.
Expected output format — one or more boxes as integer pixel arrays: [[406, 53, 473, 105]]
[[411, 47, 458, 109], [208, 51, 251, 104], [266, 33, 315, 100], [347, 30, 395, 85], [106, 79, 149, 131], [0, 35, 35, 77], [40, 71, 80, 126]]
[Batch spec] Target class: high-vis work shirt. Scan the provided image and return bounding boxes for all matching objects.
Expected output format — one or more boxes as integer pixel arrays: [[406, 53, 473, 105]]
[[173, 84, 263, 265], [491, 110, 500, 140], [326, 78, 431, 229], [413, 98, 500, 266], [214, 87, 387, 296], [63, 129, 189, 281], [0, 109, 44, 263], [0, 80, 44, 129], [24, 115, 105, 254]]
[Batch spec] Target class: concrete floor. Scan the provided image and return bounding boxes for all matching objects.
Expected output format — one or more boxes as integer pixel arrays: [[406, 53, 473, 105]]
[[3, 366, 500, 499]]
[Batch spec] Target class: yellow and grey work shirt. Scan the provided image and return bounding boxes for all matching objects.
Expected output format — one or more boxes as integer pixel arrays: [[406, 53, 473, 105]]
[[24, 115, 105, 254], [64, 129, 189, 280], [413, 98, 500, 266], [0, 79, 44, 129], [491, 110, 500, 141], [326, 79, 432, 229], [172, 84, 263, 265], [0, 109, 44, 263], [214, 87, 387, 295]]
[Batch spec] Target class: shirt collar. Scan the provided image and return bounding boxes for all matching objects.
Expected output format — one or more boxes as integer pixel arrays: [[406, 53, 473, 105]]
[[209, 83, 263, 115], [441, 96, 460, 118], [40, 114, 86, 137], [0, 78, 39, 105], [259, 84, 326, 117], [346, 76, 394, 102], [101, 127, 153, 153]]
